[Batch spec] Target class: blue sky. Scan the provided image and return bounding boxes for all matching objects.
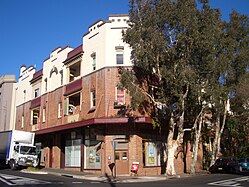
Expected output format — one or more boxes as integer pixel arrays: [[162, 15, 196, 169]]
[[0, 0, 248, 79]]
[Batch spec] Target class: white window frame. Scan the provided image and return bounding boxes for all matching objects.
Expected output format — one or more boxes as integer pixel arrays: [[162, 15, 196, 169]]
[[21, 115, 24, 129], [91, 53, 96, 71], [58, 102, 62, 118], [42, 107, 46, 123], [116, 49, 124, 65], [34, 88, 39, 98], [90, 90, 96, 108]]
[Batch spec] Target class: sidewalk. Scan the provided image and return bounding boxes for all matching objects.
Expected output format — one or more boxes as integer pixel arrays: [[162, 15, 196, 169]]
[[21, 167, 209, 183]]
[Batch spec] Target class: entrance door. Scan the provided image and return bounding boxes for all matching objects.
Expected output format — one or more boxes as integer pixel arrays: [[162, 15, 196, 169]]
[[115, 150, 129, 175]]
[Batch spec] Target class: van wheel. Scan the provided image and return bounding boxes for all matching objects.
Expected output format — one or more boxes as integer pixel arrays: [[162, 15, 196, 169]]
[[9, 160, 17, 170]]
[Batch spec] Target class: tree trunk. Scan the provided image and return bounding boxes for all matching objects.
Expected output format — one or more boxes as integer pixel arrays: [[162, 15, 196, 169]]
[[190, 115, 203, 174], [166, 114, 177, 176], [216, 100, 228, 158], [210, 99, 229, 166], [166, 138, 178, 175], [166, 87, 188, 175], [211, 115, 220, 166]]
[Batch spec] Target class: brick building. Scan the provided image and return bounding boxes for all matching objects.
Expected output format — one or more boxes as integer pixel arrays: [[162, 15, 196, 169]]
[[15, 14, 202, 176]]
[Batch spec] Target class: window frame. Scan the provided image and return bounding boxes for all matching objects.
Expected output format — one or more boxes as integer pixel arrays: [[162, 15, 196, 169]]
[[42, 106, 46, 123], [90, 90, 96, 108], [34, 88, 39, 98], [31, 107, 40, 125], [116, 47, 124, 65]]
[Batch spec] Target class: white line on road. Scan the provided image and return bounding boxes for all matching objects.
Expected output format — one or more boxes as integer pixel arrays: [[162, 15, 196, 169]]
[[0, 174, 51, 186], [208, 176, 249, 187]]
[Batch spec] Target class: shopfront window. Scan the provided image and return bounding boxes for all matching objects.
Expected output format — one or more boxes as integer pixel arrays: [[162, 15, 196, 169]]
[[65, 139, 81, 167], [143, 141, 161, 166], [84, 128, 101, 169]]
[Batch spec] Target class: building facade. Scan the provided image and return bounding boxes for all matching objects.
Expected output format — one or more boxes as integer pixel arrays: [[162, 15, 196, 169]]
[[15, 14, 203, 176], [0, 75, 16, 131]]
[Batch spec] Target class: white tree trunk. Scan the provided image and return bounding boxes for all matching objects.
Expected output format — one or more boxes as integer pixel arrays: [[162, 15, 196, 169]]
[[165, 86, 188, 175], [166, 139, 178, 175], [211, 115, 220, 166], [210, 99, 229, 166], [190, 115, 203, 174], [166, 115, 176, 175]]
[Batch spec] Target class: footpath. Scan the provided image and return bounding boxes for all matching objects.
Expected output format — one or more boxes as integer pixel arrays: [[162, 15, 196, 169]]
[[21, 167, 210, 183]]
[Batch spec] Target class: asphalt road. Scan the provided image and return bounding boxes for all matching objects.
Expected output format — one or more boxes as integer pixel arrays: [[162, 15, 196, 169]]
[[0, 168, 249, 187]]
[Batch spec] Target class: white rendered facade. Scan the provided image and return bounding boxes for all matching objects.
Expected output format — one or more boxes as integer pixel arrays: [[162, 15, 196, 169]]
[[42, 46, 73, 94], [15, 65, 36, 107], [82, 14, 132, 77]]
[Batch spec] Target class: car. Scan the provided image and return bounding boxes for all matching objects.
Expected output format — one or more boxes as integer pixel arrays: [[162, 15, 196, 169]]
[[238, 158, 249, 172], [209, 157, 239, 174]]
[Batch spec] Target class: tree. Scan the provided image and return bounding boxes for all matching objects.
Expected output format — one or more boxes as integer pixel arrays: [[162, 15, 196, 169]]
[[121, 0, 200, 176], [120, 0, 249, 175], [208, 10, 249, 165]]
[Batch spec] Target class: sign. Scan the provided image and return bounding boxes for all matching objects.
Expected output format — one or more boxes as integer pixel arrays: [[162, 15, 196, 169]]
[[131, 162, 139, 172]]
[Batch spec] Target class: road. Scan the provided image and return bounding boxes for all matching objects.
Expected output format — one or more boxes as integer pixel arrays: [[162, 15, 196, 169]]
[[0, 168, 249, 187]]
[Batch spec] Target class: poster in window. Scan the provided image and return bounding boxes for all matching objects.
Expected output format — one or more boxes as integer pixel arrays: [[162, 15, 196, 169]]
[[149, 146, 154, 157], [89, 149, 95, 163], [96, 154, 100, 163], [148, 144, 155, 164], [149, 157, 155, 164]]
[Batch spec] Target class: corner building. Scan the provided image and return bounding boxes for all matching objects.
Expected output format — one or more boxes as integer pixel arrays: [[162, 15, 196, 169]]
[[15, 14, 202, 176]]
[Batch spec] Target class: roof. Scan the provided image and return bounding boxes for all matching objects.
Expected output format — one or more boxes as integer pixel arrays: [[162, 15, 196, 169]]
[[34, 117, 152, 135], [30, 69, 43, 83], [63, 45, 83, 65]]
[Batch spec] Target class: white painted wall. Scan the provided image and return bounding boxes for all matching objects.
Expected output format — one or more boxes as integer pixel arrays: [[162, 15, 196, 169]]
[[16, 66, 36, 107], [42, 46, 73, 94], [82, 15, 132, 77]]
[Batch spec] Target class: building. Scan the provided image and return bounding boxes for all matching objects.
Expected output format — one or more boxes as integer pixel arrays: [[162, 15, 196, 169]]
[[15, 14, 202, 176], [0, 75, 16, 131]]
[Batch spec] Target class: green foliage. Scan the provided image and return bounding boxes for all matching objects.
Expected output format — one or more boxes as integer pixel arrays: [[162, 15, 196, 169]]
[[121, 0, 249, 160]]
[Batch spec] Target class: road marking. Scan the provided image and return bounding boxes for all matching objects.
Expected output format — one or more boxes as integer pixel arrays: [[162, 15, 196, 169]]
[[72, 181, 83, 184], [0, 174, 51, 186], [208, 176, 249, 187]]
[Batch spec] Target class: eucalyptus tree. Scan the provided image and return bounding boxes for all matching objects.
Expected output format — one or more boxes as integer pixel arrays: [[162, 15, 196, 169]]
[[121, 0, 203, 175], [120, 0, 249, 175], [207, 10, 249, 165]]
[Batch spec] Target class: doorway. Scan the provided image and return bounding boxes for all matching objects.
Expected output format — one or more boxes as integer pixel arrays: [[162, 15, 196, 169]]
[[115, 150, 129, 175]]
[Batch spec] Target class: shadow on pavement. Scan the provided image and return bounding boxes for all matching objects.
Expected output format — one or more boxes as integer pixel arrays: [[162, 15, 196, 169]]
[[105, 173, 116, 187]]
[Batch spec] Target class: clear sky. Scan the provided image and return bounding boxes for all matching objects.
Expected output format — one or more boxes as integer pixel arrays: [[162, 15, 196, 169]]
[[0, 0, 248, 79]]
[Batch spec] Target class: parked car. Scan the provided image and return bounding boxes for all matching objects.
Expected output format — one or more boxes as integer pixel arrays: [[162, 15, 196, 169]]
[[209, 157, 239, 174], [238, 158, 249, 172]]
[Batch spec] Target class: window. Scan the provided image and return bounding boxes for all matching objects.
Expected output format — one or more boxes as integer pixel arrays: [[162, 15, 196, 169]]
[[42, 107, 46, 123], [58, 102, 62, 118], [84, 128, 101, 169], [60, 70, 63, 85], [91, 90, 96, 108], [65, 139, 81, 167], [23, 90, 26, 102], [143, 141, 161, 166], [64, 92, 81, 116], [116, 48, 124, 64], [44, 79, 47, 92], [115, 87, 125, 106], [91, 53, 96, 71], [69, 61, 81, 82], [21, 115, 24, 129], [31, 108, 40, 125], [34, 88, 39, 98]]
